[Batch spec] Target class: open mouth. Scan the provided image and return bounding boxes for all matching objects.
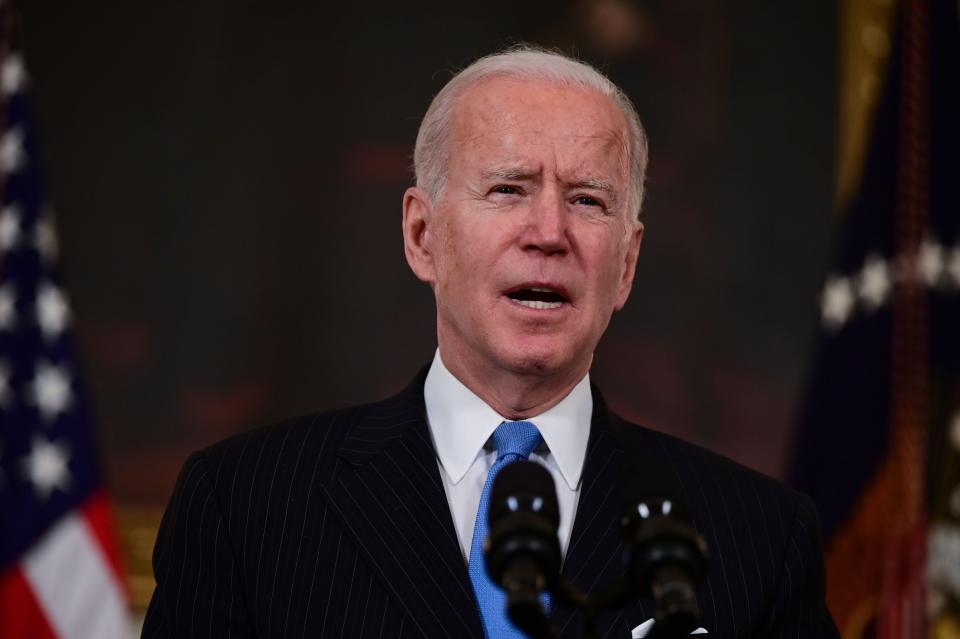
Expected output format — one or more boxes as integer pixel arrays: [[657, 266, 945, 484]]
[[505, 286, 569, 310]]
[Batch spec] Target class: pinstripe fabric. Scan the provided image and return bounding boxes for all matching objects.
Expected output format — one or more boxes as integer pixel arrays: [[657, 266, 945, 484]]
[[143, 371, 838, 638], [552, 401, 839, 639]]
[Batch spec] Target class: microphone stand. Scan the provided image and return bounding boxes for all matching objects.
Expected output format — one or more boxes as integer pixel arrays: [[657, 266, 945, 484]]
[[487, 462, 707, 639]]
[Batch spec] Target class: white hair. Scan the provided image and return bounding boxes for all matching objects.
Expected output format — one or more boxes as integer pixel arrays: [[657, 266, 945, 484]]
[[413, 46, 649, 220]]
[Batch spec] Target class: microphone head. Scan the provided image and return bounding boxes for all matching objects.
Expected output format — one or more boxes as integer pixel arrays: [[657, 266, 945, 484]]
[[618, 468, 708, 630], [485, 461, 562, 590], [617, 469, 691, 525], [489, 460, 560, 529]]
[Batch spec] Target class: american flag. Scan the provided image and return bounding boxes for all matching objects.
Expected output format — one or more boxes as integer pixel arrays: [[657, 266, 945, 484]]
[[791, 0, 960, 635], [0, 9, 130, 639]]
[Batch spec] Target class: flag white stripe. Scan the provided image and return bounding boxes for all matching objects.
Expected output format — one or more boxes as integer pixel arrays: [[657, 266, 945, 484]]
[[22, 510, 130, 639]]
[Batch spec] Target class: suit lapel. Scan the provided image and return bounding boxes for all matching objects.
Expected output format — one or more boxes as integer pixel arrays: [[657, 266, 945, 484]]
[[553, 392, 657, 638], [321, 375, 484, 639], [319, 375, 675, 639]]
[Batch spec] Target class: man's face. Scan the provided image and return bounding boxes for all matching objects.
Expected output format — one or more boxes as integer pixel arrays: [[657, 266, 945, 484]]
[[405, 76, 643, 382]]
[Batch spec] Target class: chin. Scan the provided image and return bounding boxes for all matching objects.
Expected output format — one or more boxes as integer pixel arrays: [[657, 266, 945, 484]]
[[496, 340, 580, 378]]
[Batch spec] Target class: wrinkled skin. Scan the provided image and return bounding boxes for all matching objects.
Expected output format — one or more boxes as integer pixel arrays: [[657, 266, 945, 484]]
[[403, 76, 643, 418]]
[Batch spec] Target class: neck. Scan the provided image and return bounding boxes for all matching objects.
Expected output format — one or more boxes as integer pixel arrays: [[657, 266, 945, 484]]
[[437, 344, 590, 420]]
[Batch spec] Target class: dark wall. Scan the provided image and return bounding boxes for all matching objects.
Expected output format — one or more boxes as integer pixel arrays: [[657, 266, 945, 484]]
[[17, 0, 836, 506]]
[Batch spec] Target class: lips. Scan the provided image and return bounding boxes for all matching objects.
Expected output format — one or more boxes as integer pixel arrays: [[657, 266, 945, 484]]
[[504, 284, 570, 310]]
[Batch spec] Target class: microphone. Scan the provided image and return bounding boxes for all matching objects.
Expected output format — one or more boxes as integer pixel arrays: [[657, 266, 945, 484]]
[[485, 461, 562, 638], [620, 476, 708, 638]]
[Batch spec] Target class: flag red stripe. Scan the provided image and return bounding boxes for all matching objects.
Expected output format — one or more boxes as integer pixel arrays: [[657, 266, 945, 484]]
[[80, 490, 127, 592], [0, 566, 58, 639]]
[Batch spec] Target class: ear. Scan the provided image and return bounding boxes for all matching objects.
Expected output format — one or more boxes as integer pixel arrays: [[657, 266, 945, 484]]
[[614, 221, 644, 311], [402, 186, 437, 284]]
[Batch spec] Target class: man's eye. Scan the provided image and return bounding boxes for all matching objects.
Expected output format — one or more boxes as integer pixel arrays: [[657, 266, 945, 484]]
[[491, 185, 520, 195], [574, 195, 603, 208]]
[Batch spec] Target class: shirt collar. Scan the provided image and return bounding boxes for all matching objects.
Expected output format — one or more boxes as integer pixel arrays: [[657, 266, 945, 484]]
[[424, 349, 592, 491]]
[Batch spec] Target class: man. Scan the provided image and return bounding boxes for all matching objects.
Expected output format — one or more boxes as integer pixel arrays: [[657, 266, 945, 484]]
[[144, 48, 838, 638]]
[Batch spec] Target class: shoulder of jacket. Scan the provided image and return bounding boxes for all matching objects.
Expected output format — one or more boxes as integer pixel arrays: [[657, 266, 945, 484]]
[[610, 412, 803, 511], [185, 400, 383, 483]]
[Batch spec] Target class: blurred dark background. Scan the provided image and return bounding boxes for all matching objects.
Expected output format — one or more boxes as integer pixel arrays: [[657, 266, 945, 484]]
[[16, 0, 837, 508]]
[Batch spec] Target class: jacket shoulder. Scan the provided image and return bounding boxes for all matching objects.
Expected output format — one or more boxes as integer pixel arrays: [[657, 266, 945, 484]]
[[147, 393, 423, 637], [192, 386, 420, 486], [611, 414, 808, 536], [611, 416, 833, 634]]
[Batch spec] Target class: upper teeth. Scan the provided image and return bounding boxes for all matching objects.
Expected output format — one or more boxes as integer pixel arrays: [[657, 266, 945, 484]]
[[529, 287, 555, 293], [514, 299, 562, 310]]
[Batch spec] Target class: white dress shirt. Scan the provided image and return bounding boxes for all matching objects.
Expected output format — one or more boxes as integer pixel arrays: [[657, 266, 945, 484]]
[[423, 349, 593, 562]]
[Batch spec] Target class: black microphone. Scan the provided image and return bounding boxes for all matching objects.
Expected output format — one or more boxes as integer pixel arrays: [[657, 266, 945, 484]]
[[485, 460, 562, 638], [620, 475, 708, 638]]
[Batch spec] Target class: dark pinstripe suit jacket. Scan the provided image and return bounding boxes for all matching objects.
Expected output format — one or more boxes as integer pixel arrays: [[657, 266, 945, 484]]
[[143, 371, 839, 638]]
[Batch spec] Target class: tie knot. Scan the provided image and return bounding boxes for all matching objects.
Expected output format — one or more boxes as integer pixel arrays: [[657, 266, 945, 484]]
[[492, 420, 542, 461]]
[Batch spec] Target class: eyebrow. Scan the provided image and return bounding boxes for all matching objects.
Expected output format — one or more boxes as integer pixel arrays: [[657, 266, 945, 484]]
[[481, 168, 615, 191], [569, 178, 616, 196], [480, 166, 538, 182]]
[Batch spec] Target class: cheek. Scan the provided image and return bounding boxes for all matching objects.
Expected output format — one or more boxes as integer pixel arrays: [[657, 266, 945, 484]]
[[443, 216, 506, 275], [432, 219, 464, 277], [584, 239, 629, 304], [435, 230, 482, 294]]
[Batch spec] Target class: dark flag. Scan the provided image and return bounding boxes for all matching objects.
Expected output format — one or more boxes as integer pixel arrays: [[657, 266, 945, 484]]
[[791, 0, 960, 637], [0, 5, 130, 637]]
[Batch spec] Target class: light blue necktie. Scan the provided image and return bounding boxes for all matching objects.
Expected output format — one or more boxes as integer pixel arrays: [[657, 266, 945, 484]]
[[469, 420, 549, 638]]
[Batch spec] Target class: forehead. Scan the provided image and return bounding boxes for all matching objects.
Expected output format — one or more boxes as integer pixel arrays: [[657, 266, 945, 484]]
[[449, 76, 630, 178]]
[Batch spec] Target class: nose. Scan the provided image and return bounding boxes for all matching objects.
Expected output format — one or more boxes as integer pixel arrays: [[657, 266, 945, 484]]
[[522, 189, 570, 256]]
